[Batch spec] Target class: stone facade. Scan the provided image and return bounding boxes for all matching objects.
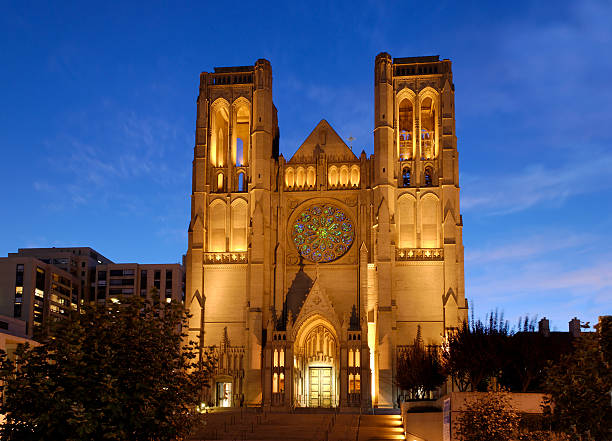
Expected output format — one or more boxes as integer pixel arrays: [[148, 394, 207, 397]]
[[186, 54, 467, 409]]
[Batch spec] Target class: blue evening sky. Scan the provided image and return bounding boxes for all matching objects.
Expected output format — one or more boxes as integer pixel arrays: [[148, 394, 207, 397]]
[[1, 1, 611, 331]]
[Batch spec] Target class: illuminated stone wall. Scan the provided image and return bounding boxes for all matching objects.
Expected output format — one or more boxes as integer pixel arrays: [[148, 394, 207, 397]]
[[186, 54, 467, 409]]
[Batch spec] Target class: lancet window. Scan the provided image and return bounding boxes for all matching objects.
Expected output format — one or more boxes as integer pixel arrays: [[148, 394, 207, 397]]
[[399, 98, 414, 160]]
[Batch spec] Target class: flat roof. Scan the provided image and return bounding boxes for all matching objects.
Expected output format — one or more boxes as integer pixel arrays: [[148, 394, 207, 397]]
[[213, 66, 254, 73], [393, 55, 440, 64]]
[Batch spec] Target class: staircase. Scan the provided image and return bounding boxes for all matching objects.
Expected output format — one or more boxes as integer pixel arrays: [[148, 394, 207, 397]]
[[357, 413, 406, 441], [189, 409, 406, 441]]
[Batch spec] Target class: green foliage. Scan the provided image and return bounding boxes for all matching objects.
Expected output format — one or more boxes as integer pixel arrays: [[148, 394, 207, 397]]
[[396, 326, 445, 399], [455, 390, 520, 441], [544, 331, 612, 441], [0, 296, 215, 441]]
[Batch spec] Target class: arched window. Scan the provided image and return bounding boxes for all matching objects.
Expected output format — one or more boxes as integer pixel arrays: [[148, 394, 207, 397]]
[[296, 167, 305, 187], [273, 373, 278, 393], [399, 98, 413, 160], [231, 200, 247, 251], [328, 166, 338, 187], [306, 167, 316, 187], [424, 167, 433, 187], [421, 194, 439, 248], [234, 104, 250, 165], [285, 168, 294, 188], [355, 349, 360, 367], [349, 349, 354, 367], [420, 96, 436, 159], [279, 372, 285, 393], [209, 202, 226, 252], [236, 138, 244, 166], [237, 172, 245, 192], [217, 173, 224, 191], [398, 195, 416, 248], [402, 167, 411, 187], [350, 166, 360, 187], [340, 166, 349, 186]]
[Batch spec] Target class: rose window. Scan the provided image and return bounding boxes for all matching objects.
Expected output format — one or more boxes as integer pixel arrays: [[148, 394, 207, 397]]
[[292, 204, 354, 263]]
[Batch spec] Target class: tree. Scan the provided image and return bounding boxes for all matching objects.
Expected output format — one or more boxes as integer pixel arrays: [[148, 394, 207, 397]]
[[544, 329, 612, 441], [443, 309, 510, 391], [396, 326, 445, 400], [0, 296, 215, 441], [455, 390, 520, 441]]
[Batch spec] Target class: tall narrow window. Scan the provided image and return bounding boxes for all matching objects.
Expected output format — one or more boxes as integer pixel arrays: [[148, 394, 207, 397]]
[[279, 373, 285, 393], [14, 264, 24, 318], [237, 172, 245, 192], [209, 202, 227, 252], [217, 173, 224, 191], [399, 98, 414, 160], [349, 349, 354, 367], [231, 200, 247, 251], [424, 167, 433, 187], [273, 373, 278, 393], [398, 195, 416, 248], [421, 195, 439, 248], [355, 349, 360, 367], [402, 167, 411, 187], [236, 138, 244, 166], [420, 96, 436, 159]]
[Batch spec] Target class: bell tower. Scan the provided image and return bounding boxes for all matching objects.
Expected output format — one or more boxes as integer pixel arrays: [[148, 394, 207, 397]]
[[186, 59, 279, 406]]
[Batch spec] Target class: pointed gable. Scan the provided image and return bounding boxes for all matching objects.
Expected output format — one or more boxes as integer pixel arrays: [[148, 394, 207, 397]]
[[289, 119, 357, 162]]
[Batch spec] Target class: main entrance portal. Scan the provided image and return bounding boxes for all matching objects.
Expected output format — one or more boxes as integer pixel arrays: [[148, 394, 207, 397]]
[[309, 367, 332, 407]]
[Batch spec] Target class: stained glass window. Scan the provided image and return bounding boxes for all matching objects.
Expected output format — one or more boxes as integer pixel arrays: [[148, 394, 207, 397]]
[[292, 204, 354, 263]]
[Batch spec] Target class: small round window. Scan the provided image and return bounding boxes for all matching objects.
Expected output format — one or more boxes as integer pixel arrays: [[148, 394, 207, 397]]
[[292, 204, 354, 263]]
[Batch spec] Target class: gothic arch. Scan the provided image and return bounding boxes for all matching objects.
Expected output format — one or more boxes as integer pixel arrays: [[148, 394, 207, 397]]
[[419, 192, 440, 248], [209, 199, 227, 252], [230, 198, 248, 252], [232, 97, 251, 166], [418, 88, 439, 159], [210, 98, 230, 167], [397, 193, 416, 248]]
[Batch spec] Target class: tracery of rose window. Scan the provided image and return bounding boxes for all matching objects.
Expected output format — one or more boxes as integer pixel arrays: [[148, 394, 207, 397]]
[[292, 204, 354, 263]]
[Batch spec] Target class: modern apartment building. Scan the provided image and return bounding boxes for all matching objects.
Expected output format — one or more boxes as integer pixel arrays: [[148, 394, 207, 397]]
[[0, 248, 185, 339], [10, 247, 113, 303], [0, 255, 81, 338], [93, 263, 184, 304]]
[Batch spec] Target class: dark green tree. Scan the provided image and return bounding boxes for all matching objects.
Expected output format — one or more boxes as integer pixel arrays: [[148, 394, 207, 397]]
[[544, 329, 612, 441], [396, 326, 445, 400], [443, 309, 510, 391], [0, 296, 215, 441], [455, 389, 520, 441]]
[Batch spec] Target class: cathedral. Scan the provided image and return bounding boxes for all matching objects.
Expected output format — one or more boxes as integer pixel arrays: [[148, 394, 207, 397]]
[[186, 53, 468, 410]]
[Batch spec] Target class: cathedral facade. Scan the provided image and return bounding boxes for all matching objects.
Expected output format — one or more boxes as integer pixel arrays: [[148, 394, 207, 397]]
[[186, 53, 467, 410]]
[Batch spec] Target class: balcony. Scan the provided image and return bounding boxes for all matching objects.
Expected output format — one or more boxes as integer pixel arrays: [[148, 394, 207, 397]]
[[395, 248, 444, 261], [203, 252, 248, 264]]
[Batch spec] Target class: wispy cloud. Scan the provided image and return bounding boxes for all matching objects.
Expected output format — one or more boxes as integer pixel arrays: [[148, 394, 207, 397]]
[[37, 108, 191, 208], [461, 152, 612, 214], [465, 231, 594, 263]]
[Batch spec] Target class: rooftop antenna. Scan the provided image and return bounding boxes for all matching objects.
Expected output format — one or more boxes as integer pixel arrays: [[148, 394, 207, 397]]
[[348, 136, 355, 150]]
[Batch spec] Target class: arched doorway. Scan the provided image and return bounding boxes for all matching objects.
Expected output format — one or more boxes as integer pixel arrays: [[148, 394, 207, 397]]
[[293, 316, 339, 408]]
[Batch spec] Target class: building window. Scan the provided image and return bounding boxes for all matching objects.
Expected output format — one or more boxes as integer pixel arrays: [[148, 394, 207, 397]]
[[140, 270, 148, 297], [424, 167, 433, 187], [166, 270, 172, 289], [154, 270, 161, 290], [110, 269, 123, 277], [402, 167, 410, 187], [98, 271, 107, 280]]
